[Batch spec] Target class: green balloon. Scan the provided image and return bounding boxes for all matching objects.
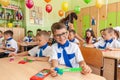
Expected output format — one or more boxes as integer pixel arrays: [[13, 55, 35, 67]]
[[74, 6, 80, 14], [84, 0, 91, 4]]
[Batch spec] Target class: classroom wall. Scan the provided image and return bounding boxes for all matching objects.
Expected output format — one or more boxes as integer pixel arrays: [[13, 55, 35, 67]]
[[70, 0, 120, 37], [71, 0, 120, 8], [0, 0, 24, 28], [25, 0, 72, 35]]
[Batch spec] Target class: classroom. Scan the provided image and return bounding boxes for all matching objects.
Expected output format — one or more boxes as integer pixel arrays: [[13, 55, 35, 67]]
[[0, 0, 120, 80]]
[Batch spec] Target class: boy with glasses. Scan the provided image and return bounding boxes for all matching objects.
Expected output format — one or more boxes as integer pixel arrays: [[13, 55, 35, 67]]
[[50, 22, 92, 77]]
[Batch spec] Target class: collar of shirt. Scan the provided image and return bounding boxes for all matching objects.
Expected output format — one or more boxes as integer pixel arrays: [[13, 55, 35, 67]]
[[105, 38, 113, 43], [58, 40, 69, 49], [27, 36, 32, 38], [39, 43, 48, 50], [7, 37, 13, 41], [69, 38, 75, 42]]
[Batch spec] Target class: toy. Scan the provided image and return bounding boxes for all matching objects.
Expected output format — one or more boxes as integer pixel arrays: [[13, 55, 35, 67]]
[[18, 57, 33, 64], [9, 57, 14, 62], [54, 67, 82, 75], [30, 69, 50, 80]]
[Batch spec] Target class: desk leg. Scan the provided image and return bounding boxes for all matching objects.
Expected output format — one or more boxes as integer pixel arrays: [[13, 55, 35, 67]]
[[103, 58, 118, 80]]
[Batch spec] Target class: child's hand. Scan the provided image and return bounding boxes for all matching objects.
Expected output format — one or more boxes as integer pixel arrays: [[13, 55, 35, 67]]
[[81, 64, 92, 75], [50, 67, 58, 77], [0, 46, 6, 49], [105, 47, 114, 51], [8, 52, 17, 57], [26, 56, 36, 61], [68, 22, 74, 30]]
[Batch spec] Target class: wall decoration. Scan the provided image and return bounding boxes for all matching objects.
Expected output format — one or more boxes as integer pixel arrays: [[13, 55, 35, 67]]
[[58, 10, 64, 17], [29, 6, 43, 25], [62, 2, 68, 12], [91, 17, 96, 26], [26, 0, 34, 9], [44, 0, 51, 3], [45, 4, 52, 13]]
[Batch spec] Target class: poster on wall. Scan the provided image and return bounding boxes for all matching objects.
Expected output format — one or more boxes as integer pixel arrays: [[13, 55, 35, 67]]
[[29, 6, 43, 25]]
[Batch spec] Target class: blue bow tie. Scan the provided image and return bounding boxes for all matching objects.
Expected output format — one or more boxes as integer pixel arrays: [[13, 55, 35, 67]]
[[99, 39, 113, 49], [69, 39, 75, 42], [58, 41, 73, 67], [40, 43, 48, 50], [37, 43, 48, 57], [6, 38, 12, 47], [7, 37, 13, 41], [27, 36, 32, 42], [58, 40, 69, 49], [105, 39, 113, 43]]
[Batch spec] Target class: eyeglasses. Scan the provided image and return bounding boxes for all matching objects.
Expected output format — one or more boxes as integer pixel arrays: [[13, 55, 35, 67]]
[[54, 32, 67, 38]]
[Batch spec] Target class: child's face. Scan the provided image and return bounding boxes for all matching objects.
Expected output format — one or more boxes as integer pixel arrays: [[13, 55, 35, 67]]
[[0, 32, 3, 37], [28, 32, 33, 37], [4, 34, 10, 40], [68, 32, 75, 40], [102, 30, 112, 40], [86, 31, 91, 38], [100, 31, 104, 38], [36, 35, 48, 47], [53, 28, 68, 45]]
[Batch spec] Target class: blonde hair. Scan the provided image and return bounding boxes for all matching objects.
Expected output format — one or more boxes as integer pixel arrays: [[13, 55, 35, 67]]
[[51, 22, 67, 34], [36, 31, 49, 40]]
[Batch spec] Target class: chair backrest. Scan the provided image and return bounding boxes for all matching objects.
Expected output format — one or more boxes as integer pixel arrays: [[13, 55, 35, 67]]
[[80, 46, 104, 69]]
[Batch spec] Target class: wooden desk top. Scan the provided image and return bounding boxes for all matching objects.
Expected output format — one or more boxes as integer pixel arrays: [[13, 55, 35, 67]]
[[102, 50, 120, 60], [18, 42, 37, 47], [0, 57, 106, 80]]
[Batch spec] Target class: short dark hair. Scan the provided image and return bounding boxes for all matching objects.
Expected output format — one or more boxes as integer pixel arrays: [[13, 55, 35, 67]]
[[51, 22, 67, 34], [100, 28, 105, 33], [27, 30, 33, 34], [36, 31, 49, 39], [85, 29, 96, 38], [69, 29, 76, 34], [66, 12, 78, 23], [0, 30, 3, 33], [37, 29, 41, 32], [4, 30, 13, 36], [105, 27, 114, 33]]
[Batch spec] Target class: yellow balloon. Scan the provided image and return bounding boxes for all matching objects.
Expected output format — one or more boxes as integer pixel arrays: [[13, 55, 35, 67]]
[[96, 0, 103, 8], [62, 2, 68, 12], [0, 0, 2, 4], [1, 0, 10, 7], [8, 23, 13, 28]]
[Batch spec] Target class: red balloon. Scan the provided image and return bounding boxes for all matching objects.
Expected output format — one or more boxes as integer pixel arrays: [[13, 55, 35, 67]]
[[26, 0, 34, 9], [58, 10, 64, 17], [46, 4, 52, 13], [44, 0, 51, 3]]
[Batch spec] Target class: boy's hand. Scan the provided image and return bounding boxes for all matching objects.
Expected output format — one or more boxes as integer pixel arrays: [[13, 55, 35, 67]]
[[50, 67, 58, 77], [105, 47, 114, 51], [26, 56, 36, 61], [8, 52, 17, 57], [0, 46, 6, 49], [81, 63, 92, 75]]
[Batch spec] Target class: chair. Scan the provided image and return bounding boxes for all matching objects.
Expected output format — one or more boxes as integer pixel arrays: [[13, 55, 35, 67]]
[[80, 46, 104, 76]]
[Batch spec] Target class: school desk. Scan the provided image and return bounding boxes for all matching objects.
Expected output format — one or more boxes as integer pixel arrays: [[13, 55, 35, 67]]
[[80, 46, 119, 80], [17, 42, 37, 51], [102, 50, 120, 80], [0, 57, 106, 80]]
